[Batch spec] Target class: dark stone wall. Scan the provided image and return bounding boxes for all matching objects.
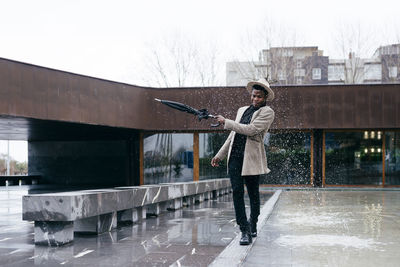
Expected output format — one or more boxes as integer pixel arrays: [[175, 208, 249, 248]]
[[28, 138, 140, 186]]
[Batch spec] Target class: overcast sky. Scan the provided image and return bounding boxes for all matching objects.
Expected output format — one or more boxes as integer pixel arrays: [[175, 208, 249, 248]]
[[1, 0, 399, 87]]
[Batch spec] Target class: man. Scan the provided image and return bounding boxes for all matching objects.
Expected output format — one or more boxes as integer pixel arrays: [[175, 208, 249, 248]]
[[211, 78, 274, 245]]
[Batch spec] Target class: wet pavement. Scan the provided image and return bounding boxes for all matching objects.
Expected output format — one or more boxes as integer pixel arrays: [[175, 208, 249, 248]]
[[244, 190, 400, 267], [3, 186, 400, 267], [0, 185, 273, 266]]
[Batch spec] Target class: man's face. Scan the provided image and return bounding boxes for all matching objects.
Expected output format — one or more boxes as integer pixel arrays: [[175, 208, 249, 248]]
[[251, 89, 267, 108]]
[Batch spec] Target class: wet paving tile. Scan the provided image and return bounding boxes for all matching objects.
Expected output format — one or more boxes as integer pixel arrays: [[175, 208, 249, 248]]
[[245, 190, 400, 267], [0, 185, 272, 266]]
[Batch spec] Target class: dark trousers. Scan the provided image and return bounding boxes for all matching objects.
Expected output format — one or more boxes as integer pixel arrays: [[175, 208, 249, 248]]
[[228, 156, 260, 232]]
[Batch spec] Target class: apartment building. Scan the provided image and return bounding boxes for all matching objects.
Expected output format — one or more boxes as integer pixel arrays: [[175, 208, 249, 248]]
[[226, 44, 400, 85]]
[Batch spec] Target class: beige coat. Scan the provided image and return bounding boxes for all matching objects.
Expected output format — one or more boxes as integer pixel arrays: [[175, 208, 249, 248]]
[[215, 105, 275, 176]]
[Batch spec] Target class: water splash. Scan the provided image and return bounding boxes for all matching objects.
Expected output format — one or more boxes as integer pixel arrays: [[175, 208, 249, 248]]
[[275, 211, 353, 227], [275, 234, 382, 249]]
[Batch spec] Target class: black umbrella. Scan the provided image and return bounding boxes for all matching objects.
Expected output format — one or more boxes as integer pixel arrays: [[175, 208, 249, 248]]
[[154, 98, 220, 127]]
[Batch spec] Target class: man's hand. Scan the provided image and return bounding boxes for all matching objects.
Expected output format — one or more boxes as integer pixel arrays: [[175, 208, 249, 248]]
[[215, 115, 225, 125], [211, 157, 221, 167]]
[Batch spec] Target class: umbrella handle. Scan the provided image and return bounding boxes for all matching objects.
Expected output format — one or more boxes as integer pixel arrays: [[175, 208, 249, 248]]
[[208, 115, 221, 127]]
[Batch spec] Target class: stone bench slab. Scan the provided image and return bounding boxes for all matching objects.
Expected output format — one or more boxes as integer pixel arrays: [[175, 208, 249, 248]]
[[22, 178, 231, 246]]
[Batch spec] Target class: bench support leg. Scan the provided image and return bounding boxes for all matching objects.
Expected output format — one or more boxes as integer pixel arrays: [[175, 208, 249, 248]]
[[118, 208, 139, 224], [146, 203, 161, 217], [183, 196, 195, 206], [75, 212, 117, 234], [195, 194, 204, 204], [34, 221, 74, 246], [167, 198, 182, 211], [159, 201, 168, 211]]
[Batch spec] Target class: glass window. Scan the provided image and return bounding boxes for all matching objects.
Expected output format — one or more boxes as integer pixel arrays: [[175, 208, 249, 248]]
[[0, 140, 28, 176], [294, 68, 305, 77], [389, 66, 398, 78], [143, 133, 193, 184], [364, 64, 382, 80], [282, 49, 293, 57], [263, 132, 311, 185], [312, 68, 321, 80], [278, 69, 286, 80], [199, 133, 229, 180], [325, 132, 382, 185], [385, 131, 400, 185], [328, 65, 345, 81]]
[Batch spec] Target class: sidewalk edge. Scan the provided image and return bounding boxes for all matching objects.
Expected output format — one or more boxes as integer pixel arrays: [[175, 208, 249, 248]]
[[209, 190, 282, 267]]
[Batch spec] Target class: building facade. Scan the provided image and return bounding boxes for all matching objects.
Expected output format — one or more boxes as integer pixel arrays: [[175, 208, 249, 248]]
[[0, 57, 399, 188], [376, 44, 400, 83], [227, 44, 400, 86]]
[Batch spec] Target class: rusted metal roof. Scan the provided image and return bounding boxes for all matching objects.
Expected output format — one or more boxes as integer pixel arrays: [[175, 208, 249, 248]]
[[0, 57, 399, 140]]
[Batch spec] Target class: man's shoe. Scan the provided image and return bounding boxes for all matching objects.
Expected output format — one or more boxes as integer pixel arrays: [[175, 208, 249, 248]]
[[249, 220, 257, 237], [239, 231, 252, 246]]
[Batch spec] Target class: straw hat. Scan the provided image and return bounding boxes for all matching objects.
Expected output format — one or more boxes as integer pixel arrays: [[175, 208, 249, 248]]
[[246, 78, 275, 101]]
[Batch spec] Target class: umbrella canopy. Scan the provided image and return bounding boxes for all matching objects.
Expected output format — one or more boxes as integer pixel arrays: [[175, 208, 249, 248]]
[[154, 98, 219, 127]]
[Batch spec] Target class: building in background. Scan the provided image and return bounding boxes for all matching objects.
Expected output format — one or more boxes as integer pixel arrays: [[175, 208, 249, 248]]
[[374, 44, 400, 83], [227, 44, 400, 86], [260, 46, 328, 85]]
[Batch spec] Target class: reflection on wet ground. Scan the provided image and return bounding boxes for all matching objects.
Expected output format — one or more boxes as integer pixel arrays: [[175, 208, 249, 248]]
[[245, 190, 400, 267], [0, 185, 272, 266]]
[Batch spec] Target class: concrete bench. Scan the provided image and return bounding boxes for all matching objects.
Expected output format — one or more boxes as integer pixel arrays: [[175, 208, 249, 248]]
[[22, 178, 231, 246]]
